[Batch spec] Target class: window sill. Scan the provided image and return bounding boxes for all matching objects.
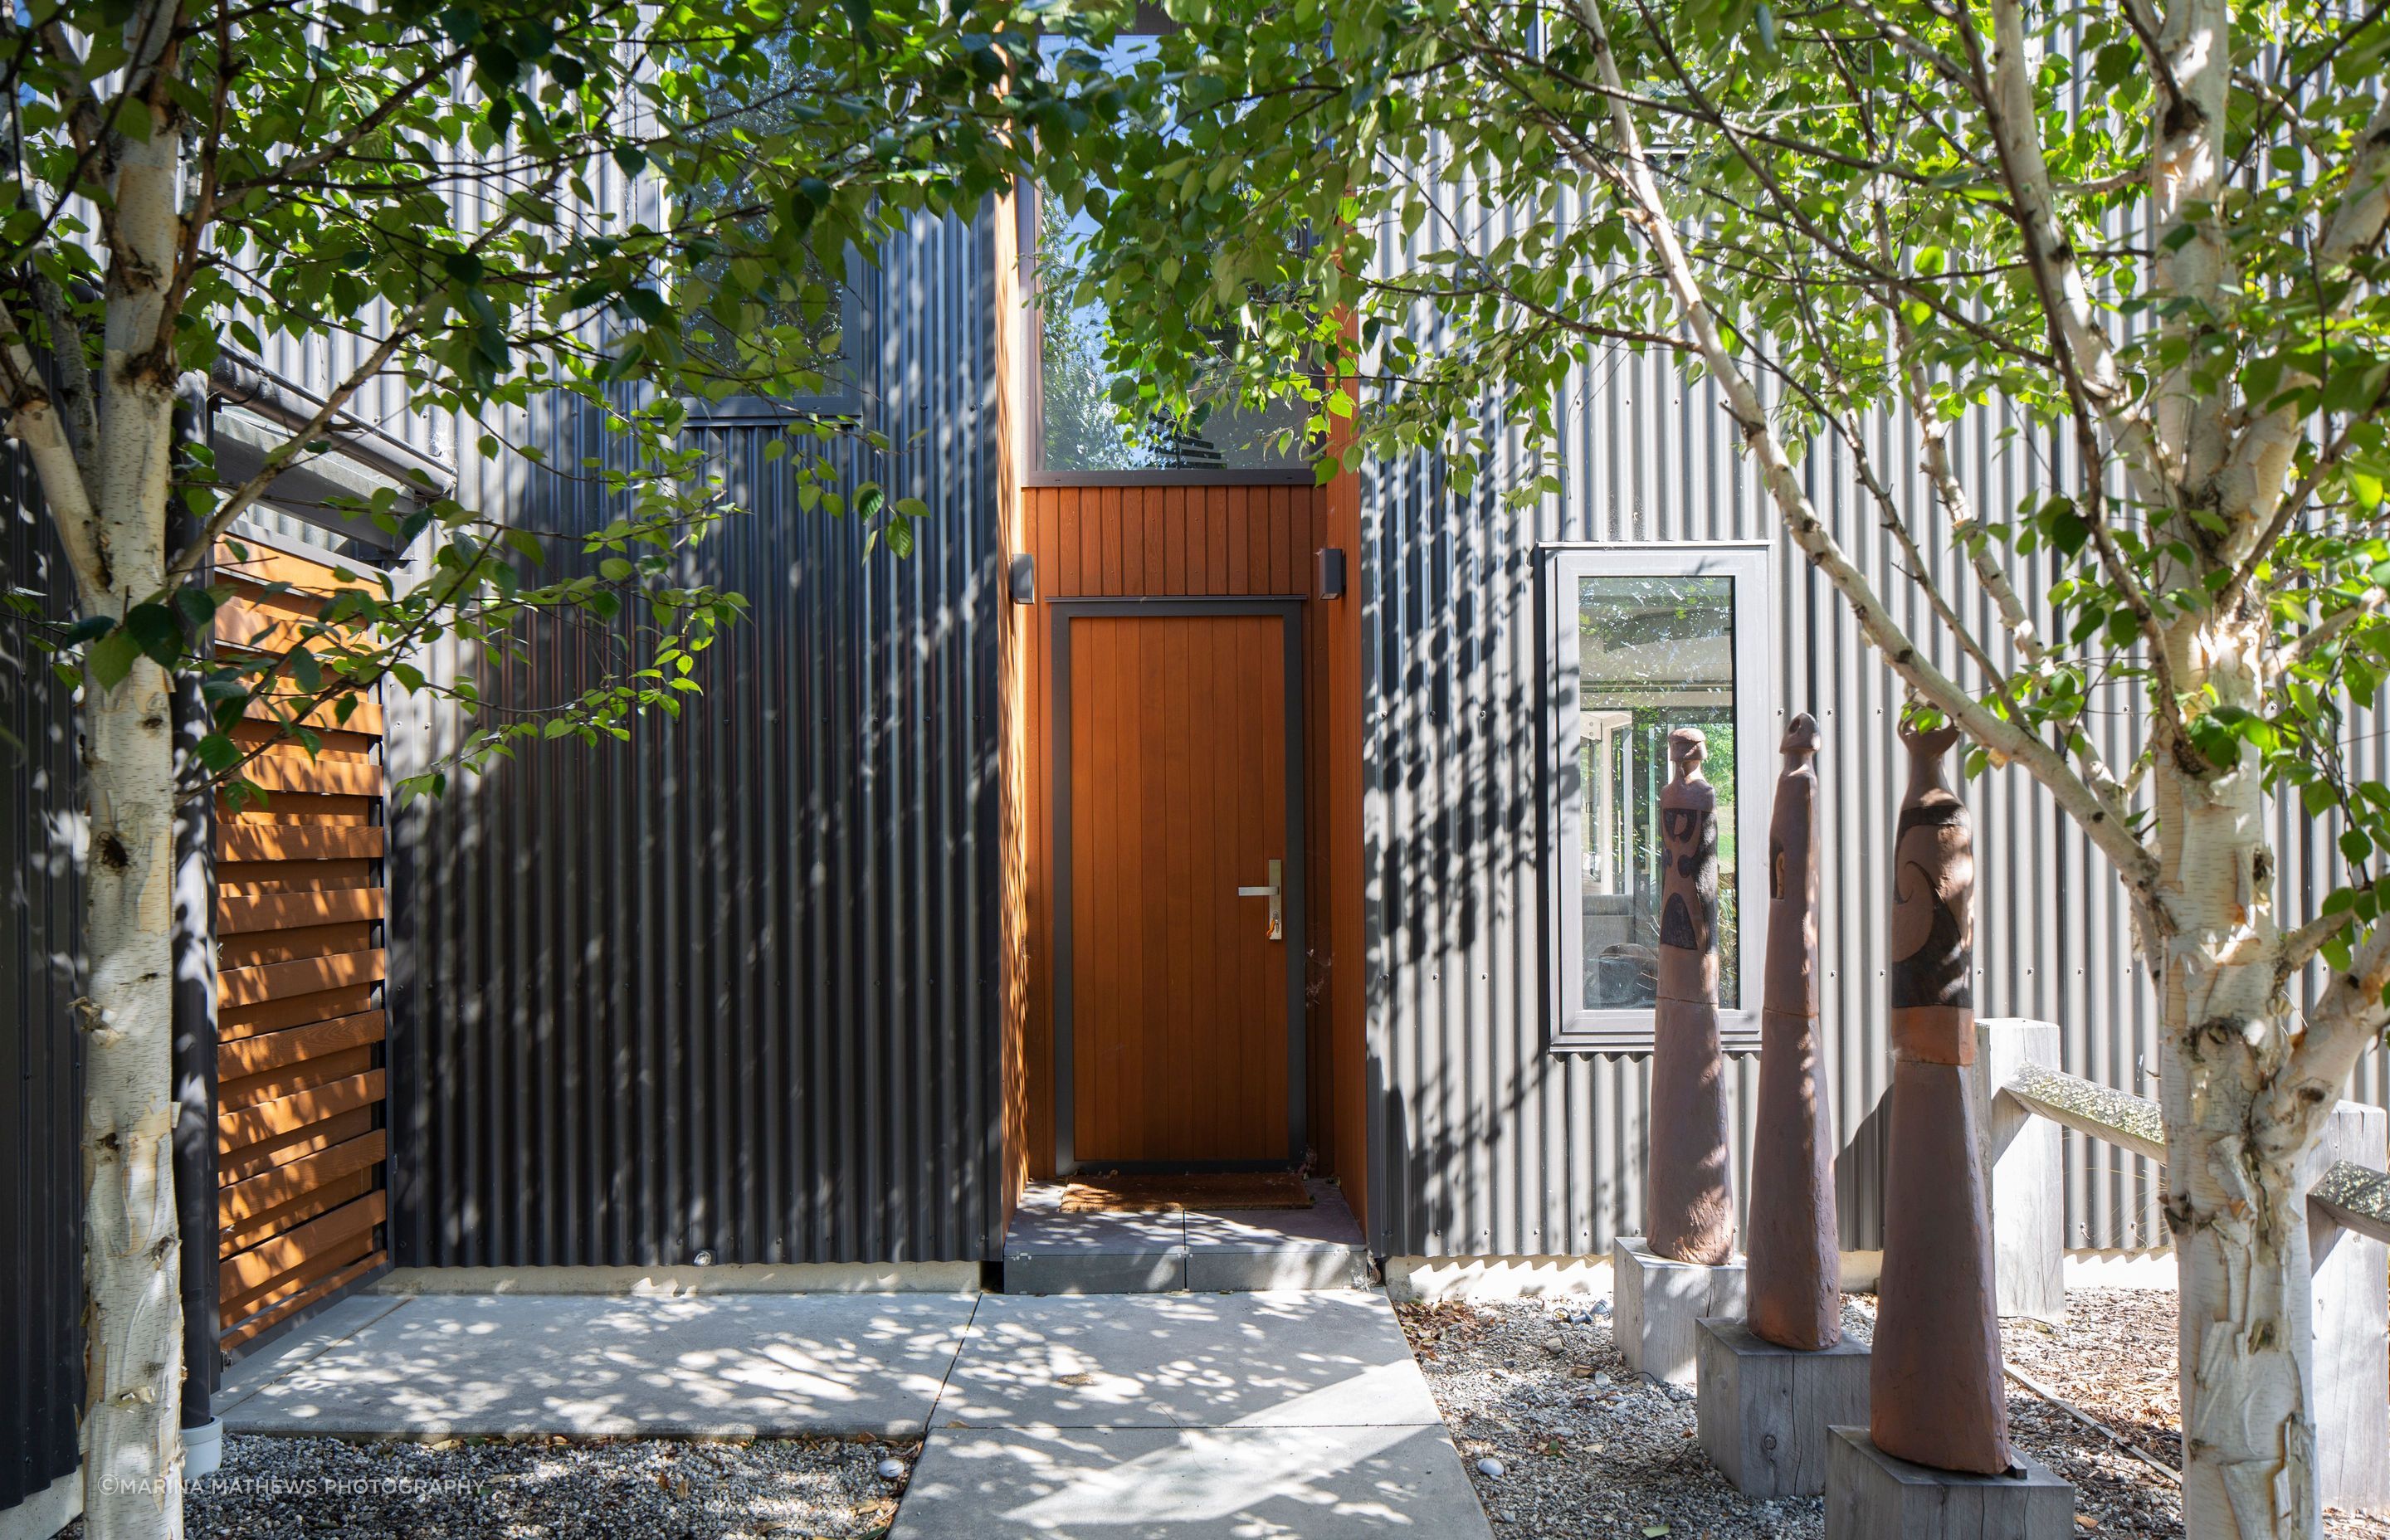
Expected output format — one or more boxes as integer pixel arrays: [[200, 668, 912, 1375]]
[[680, 392, 864, 426], [1548, 1011, 1764, 1057], [1025, 468, 1317, 488]]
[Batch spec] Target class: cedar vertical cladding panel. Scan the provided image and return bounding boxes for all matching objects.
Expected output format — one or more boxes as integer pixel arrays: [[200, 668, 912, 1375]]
[[210, 539, 393, 1349], [389, 207, 1004, 1266], [1067, 612, 1292, 1163], [1017, 482, 1342, 1177], [993, 188, 1032, 1231]]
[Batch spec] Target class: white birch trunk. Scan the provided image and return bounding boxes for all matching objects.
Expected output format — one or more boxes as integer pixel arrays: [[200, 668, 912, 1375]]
[[70, 38, 191, 1538], [2155, 621, 2331, 1540], [77, 648, 187, 1540]]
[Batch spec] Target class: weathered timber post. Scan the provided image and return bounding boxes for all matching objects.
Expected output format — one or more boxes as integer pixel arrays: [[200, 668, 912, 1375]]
[[2306, 1102, 2390, 1514], [1970, 1019, 2065, 1325]]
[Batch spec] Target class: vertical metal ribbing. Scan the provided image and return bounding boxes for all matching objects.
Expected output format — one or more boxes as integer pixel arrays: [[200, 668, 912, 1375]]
[[385, 204, 1002, 1267], [1, 448, 88, 1513]]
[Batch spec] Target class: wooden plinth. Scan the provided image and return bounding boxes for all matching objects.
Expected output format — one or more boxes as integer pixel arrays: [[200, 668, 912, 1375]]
[[1612, 1236, 1746, 1386], [1695, 1318, 1870, 1497], [1825, 1427, 2073, 1540]]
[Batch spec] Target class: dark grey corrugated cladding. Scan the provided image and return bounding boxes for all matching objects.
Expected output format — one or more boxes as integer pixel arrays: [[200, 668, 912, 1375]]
[[2, 453, 85, 1513], [384, 204, 1004, 1268]]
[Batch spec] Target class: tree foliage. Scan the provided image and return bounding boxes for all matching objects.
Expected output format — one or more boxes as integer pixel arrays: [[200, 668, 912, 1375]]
[[0, 0, 1077, 793]]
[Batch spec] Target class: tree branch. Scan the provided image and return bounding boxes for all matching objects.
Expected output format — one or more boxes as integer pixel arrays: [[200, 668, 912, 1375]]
[[1968, 0, 2173, 505], [0, 329, 105, 594], [30, 266, 99, 489], [1573, 0, 2161, 894], [2280, 587, 2388, 674], [2293, 920, 2390, 1099]]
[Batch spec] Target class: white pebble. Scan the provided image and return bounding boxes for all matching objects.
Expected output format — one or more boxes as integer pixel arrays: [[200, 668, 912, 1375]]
[[1476, 1457, 1506, 1478], [877, 1458, 908, 1479]]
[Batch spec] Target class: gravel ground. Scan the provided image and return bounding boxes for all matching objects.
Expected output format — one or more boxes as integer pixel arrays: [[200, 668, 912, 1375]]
[[69, 1432, 914, 1540], [1398, 1286, 2390, 1539]]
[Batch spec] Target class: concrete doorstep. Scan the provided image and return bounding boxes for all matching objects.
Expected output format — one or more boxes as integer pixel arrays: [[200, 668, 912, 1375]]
[[217, 1286, 1490, 1538]]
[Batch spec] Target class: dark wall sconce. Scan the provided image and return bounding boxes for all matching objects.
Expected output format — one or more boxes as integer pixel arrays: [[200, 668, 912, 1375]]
[[1008, 553, 1036, 606], [1315, 547, 1348, 601]]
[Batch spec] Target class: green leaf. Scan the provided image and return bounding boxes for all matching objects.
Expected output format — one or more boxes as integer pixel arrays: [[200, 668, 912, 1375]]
[[124, 603, 183, 666], [196, 733, 243, 772], [87, 630, 142, 690], [174, 586, 219, 631]]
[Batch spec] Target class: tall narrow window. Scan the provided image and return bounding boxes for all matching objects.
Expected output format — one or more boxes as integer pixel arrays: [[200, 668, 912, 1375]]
[[1545, 544, 1773, 1052], [1026, 31, 1310, 480]]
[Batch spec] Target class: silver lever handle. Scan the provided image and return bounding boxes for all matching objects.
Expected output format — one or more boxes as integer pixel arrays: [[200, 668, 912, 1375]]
[[1235, 859, 1284, 941]]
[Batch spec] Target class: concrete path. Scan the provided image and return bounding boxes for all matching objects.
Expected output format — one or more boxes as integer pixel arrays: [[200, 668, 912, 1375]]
[[222, 1286, 1490, 1536], [220, 1291, 977, 1438], [895, 1290, 1490, 1539]]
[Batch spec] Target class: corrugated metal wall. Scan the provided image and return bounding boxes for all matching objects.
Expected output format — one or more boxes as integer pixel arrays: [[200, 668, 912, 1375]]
[[385, 204, 1007, 1267], [1354, 243, 2388, 1257], [2, 458, 85, 1513]]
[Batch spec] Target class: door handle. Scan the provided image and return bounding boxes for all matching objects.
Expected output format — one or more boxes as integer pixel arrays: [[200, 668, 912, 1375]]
[[1236, 859, 1284, 941]]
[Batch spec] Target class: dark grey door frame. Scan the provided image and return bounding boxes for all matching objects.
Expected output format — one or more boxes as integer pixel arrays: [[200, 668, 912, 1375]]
[[1048, 597, 1309, 1174]]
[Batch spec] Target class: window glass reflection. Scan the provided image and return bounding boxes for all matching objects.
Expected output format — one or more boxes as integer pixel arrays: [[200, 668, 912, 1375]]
[[1578, 576, 1739, 1009]]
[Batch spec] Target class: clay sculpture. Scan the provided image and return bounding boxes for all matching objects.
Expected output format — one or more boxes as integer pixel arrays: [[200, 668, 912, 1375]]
[[1646, 726, 1735, 1266], [1867, 715, 2012, 1474], [1744, 713, 1841, 1350]]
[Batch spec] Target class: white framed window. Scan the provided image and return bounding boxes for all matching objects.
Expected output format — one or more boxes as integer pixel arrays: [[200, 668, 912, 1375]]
[[1544, 542, 1775, 1055]]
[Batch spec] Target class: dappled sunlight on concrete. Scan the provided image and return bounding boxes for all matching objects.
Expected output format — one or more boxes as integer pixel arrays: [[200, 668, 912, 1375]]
[[894, 1290, 1490, 1538], [221, 1291, 978, 1438], [933, 1291, 1441, 1430]]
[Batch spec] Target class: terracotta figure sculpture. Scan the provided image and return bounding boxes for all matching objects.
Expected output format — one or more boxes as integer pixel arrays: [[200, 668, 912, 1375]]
[[1744, 714, 1841, 1350], [1646, 727, 1735, 1265], [1868, 716, 2012, 1474]]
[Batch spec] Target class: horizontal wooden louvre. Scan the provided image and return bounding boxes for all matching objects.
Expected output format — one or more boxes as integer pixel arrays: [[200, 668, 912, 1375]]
[[219, 1107, 377, 1185], [218, 1251, 388, 1352], [212, 539, 391, 1339], [234, 752, 383, 798], [218, 1132, 387, 1230], [218, 824, 386, 862], [218, 948, 385, 1008], [217, 1010, 386, 1079], [219, 889, 384, 933]]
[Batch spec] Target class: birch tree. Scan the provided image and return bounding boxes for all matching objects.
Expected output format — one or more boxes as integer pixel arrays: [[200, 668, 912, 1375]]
[[1041, 1, 2390, 1533], [0, 2, 1065, 1534]]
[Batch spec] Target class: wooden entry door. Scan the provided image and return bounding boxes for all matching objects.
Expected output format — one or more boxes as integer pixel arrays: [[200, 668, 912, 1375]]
[[1055, 604, 1306, 1168]]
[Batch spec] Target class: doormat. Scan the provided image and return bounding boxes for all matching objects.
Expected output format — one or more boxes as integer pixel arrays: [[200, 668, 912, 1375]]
[[1060, 1172, 1313, 1212]]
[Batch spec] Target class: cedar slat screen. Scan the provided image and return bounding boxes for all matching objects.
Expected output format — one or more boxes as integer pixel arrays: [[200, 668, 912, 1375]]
[[211, 538, 390, 1351]]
